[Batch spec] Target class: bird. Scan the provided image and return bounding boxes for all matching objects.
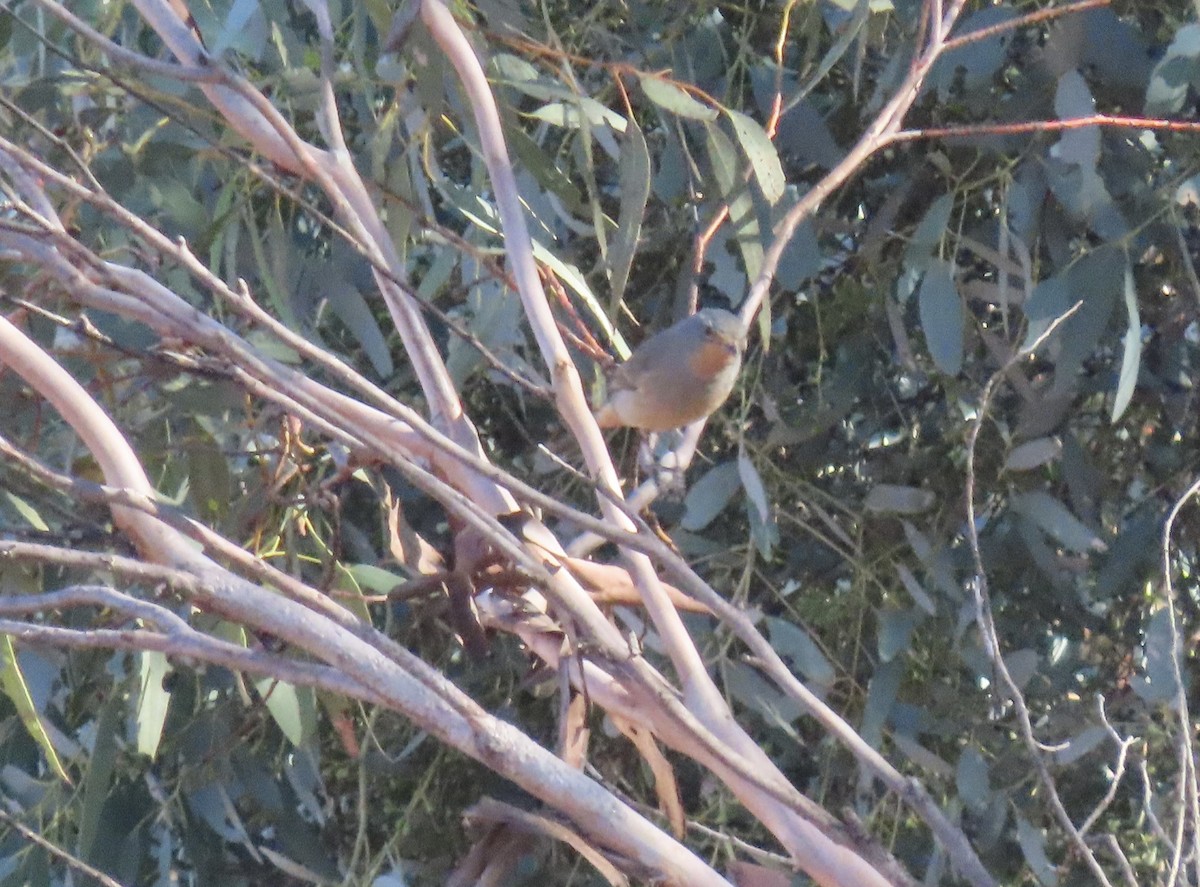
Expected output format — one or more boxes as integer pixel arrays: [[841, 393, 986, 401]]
[[594, 308, 747, 432]]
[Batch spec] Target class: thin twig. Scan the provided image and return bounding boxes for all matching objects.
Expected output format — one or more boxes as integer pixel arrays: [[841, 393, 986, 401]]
[[939, 0, 1110, 55], [0, 810, 129, 887], [963, 301, 1114, 886], [1078, 695, 1134, 840], [1159, 473, 1200, 887]]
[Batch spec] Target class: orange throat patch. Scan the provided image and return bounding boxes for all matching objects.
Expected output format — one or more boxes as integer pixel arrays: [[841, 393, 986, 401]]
[[688, 339, 737, 379]]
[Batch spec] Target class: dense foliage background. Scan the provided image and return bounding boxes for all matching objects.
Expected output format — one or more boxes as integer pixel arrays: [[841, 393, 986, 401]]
[[2, 0, 1200, 884]]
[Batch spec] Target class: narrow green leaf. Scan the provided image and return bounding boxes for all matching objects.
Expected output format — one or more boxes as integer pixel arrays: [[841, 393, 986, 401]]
[[705, 121, 740, 197], [78, 695, 122, 859], [724, 661, 805, 729], [1051, 726, 1108, 766], [895, 563, 937, 615], [608, 117, 651, 305], [891, 734, 953, 778], [526, 100, 626, 131], [1111, 263, 1141, 422], [859, 659, 902, 748], [254, 679, 315, 747], [136, 651, 172, 760], [907, 195, 954, 258], [705, 123, 763, 282], [1, 491, 49, 531], [325, 281, 394, 379], [639, 76, 718, 120], [0, 636, 70, 783], [725, 110, 785, 204], [737, 449, 770, 524], [532, 241, 630, 358]]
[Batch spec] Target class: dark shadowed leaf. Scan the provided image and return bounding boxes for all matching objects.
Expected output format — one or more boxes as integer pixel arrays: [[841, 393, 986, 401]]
[[1051, 726, 1109, 766], [878, 607, 923, 662], [681, 461, 742, 531], [1145, 24, 1200, 115], [864, 484, 935, 514], [1016, 816, 1060, 886], [1131, 607, 1180, 704], [724, 661, 805, 728], [1011, 491, 1106, 554], [859, 660, 902, 749], [917, 260, 964, 375], [78, 697, 122, 860], [1005, 437, 1062, 471], [325, 281, 395, 379], [956, 746, 991, 813], [1003, 648, 1039, 691], [766, 617, 836, 690], [738, 449, 770, 524]]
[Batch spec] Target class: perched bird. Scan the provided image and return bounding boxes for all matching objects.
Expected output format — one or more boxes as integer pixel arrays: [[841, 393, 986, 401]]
[[594, 308, 747, 432]]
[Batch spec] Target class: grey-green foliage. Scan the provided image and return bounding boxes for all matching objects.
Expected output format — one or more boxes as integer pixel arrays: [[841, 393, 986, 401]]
[[1, 1, 1197, 884]]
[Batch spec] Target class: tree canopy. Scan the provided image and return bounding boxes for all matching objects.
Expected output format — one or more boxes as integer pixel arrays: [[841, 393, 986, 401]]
[[2, 1, 1200, 885]]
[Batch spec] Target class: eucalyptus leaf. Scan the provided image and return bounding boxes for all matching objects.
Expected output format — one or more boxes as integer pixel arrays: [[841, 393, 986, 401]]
[[681, 461, 741, 531], [608, 117, 651, 306], [917, 260, 964, 375], [724, 661, 805, 728], [705, 122, 764, 282], [1005, 437, 1062, 471], [864, 484, 934, 514], [1145, 23, 1200, 115], [956, 746, 991, 813], [1016, 816, 1060, 886], [766, 617, 836, 689], [0, 636, 69, 783], [1051, 726, 1108, 766], [725, 110, 785, 204], [1131, 606, 1180, 704], [136, 651, 172, 760], [878, 607, 923, 662], [254, 679, 315, 747], [1011, 491, 1106, 554], [639, 76, 719, 120], [737, 449, 770, 524], [1111, 263, 1141, 422]]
